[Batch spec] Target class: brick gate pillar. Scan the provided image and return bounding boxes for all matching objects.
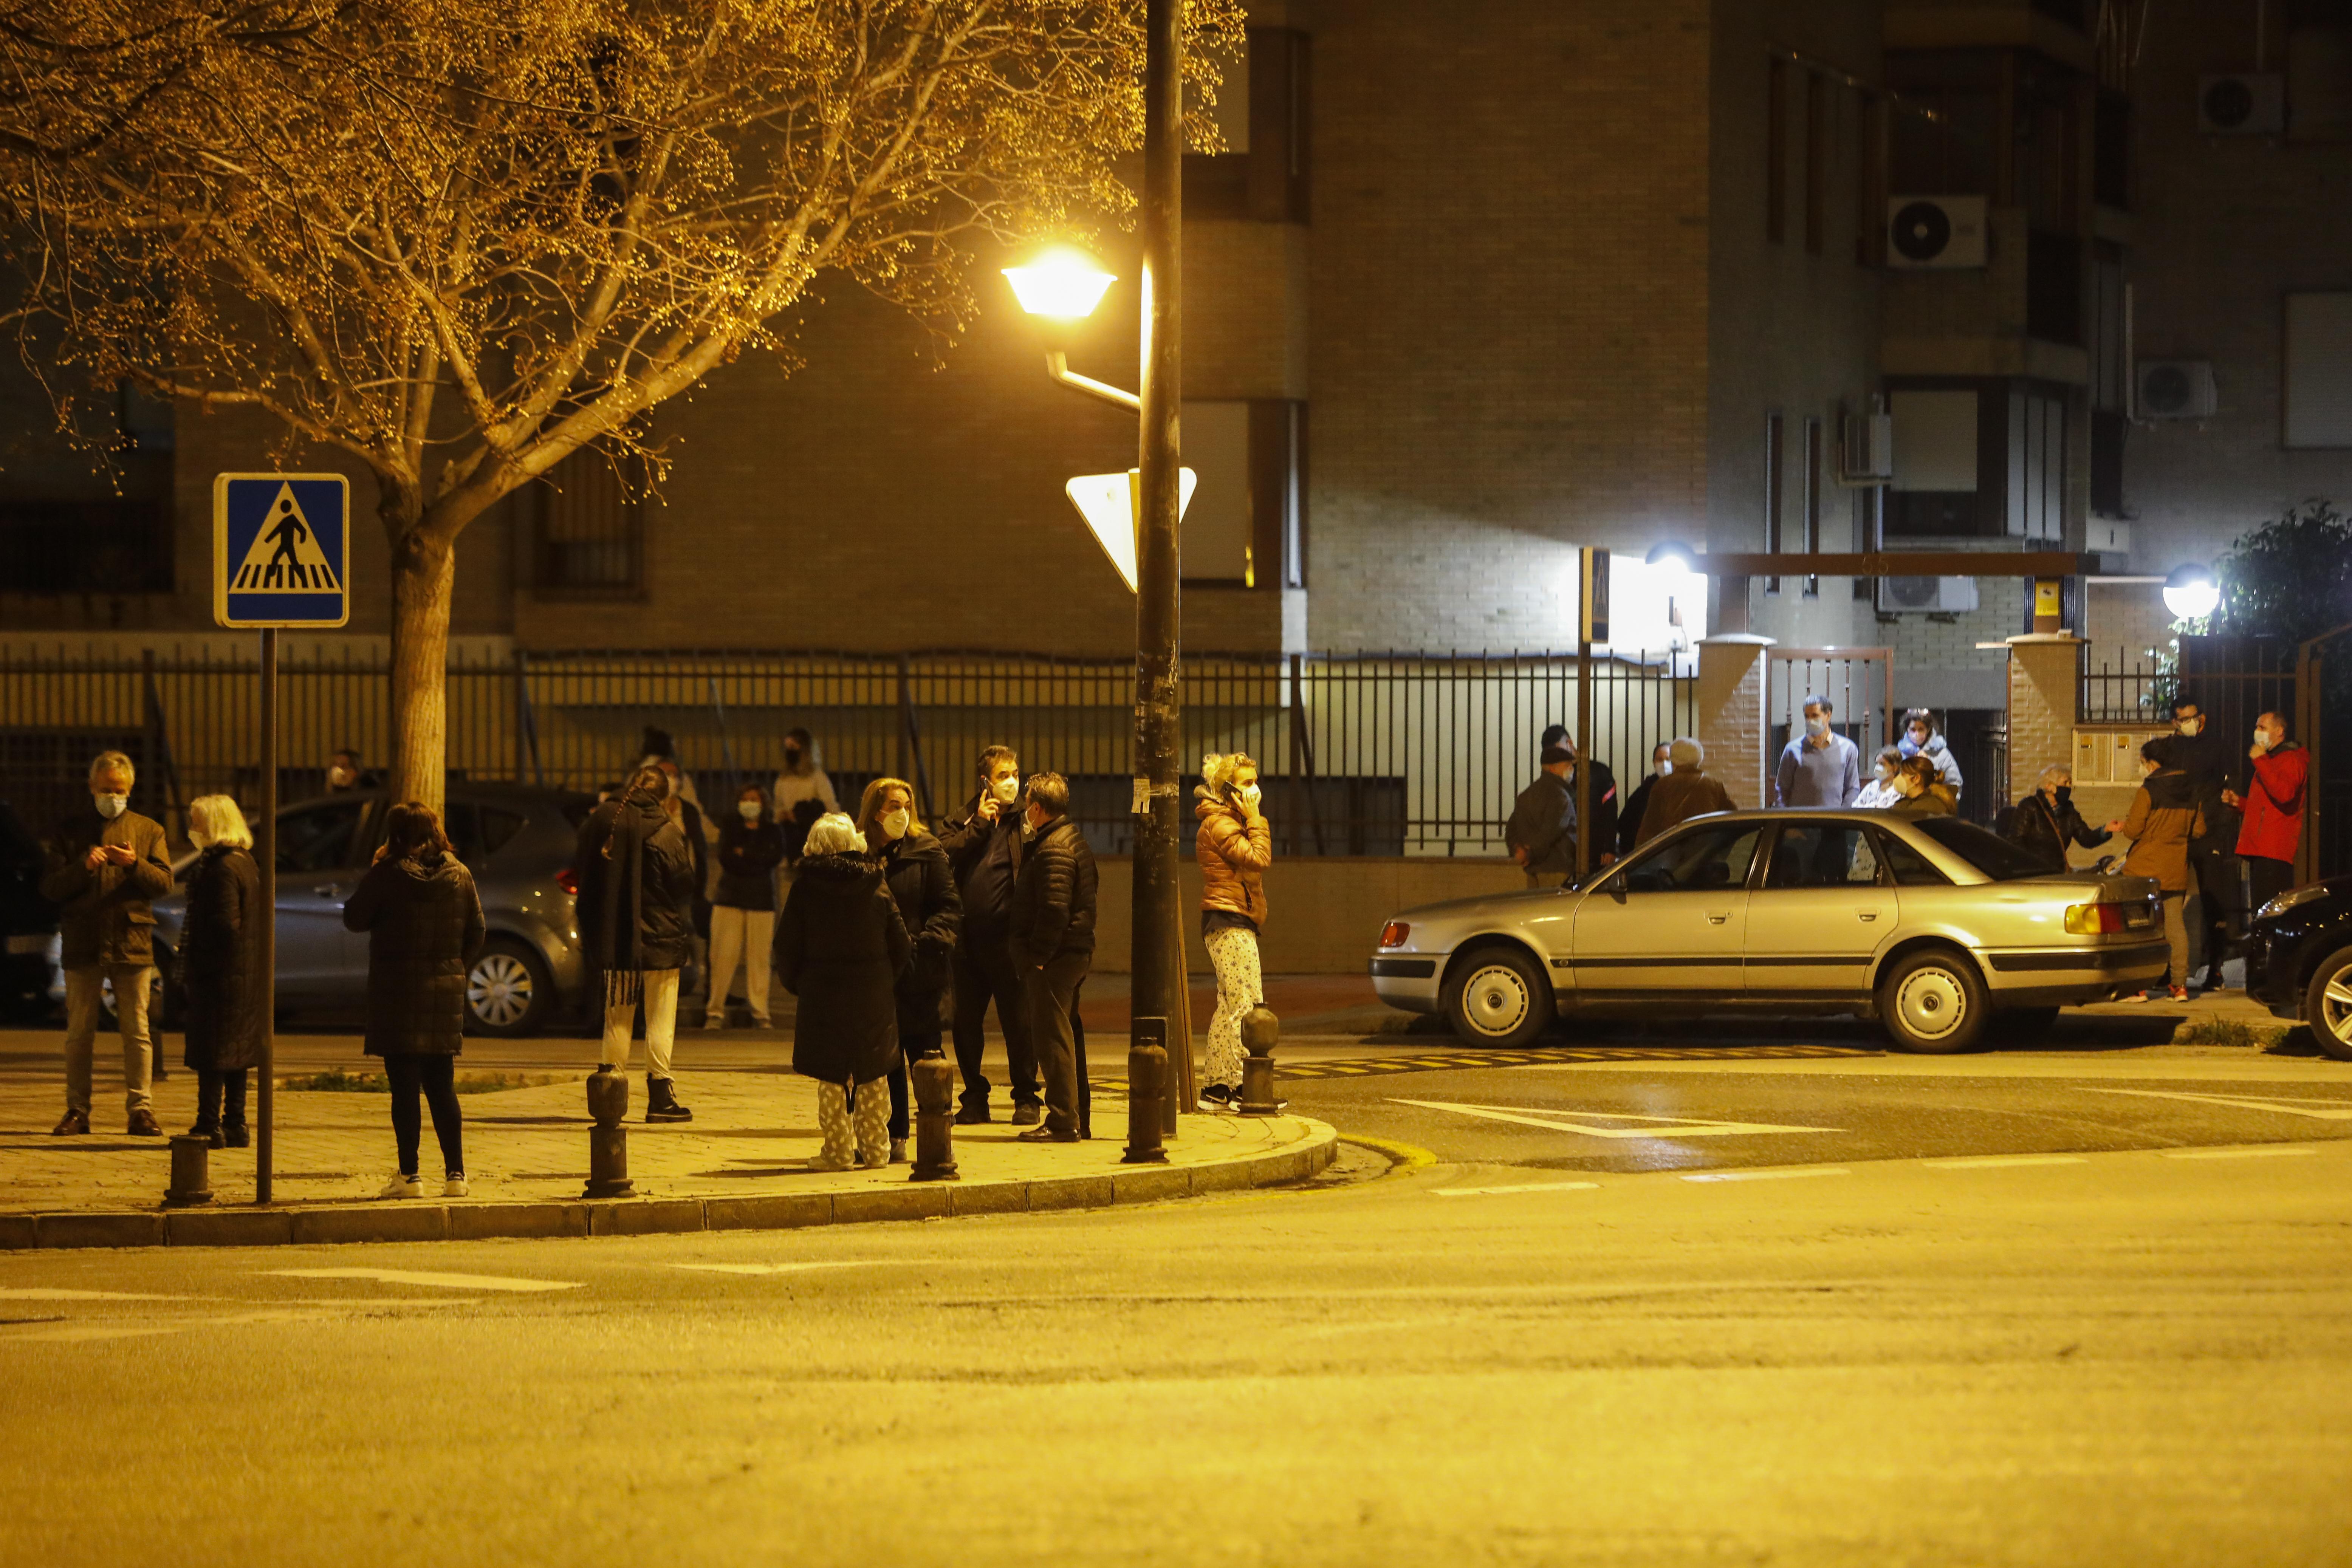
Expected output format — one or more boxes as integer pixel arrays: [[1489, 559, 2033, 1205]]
[[1696, 635, 1775, 809], [2005, 632, 2085, 803]]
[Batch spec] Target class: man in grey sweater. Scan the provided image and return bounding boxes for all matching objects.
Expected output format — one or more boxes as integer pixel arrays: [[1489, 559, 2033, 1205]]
[[1774, 694, 1861, 808]]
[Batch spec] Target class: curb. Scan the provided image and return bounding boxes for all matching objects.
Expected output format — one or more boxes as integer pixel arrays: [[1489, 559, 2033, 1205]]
[[2, 1120, 1338, 1253]]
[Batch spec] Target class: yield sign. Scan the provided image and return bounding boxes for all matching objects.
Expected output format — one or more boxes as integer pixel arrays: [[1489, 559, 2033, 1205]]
[[1389, 1099, 1836, 1139]]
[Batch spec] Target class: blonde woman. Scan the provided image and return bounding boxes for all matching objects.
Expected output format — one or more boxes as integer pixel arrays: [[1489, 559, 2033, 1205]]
[[1194, 752, 1271, 1111], [180, 795, 265, 1148], [855, 778, 962, 1160]]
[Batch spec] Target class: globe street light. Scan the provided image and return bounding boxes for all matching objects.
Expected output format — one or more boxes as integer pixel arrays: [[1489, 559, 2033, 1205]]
[[2163, 561, 2220, 620]]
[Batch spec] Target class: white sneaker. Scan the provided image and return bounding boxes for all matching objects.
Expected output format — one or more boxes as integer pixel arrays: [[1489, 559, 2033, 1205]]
[[378, 1174, 424, 1200], [442, 1176, 471, 1198]]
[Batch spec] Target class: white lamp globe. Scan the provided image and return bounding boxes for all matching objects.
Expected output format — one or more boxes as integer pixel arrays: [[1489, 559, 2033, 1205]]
[[2162, 562, 2219, 620], [1002, 248, 1118, 320]]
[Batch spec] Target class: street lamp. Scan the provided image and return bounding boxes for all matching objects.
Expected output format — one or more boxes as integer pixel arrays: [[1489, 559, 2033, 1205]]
[[1003, 247, 1141, 413], [2163, 561, 2220, 620]]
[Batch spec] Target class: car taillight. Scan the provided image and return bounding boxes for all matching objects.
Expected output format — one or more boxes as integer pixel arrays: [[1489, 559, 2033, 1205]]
[[555, 867, 579, 897], [2064, 901, 2127, 935], [1379, 921, 1411, 948]]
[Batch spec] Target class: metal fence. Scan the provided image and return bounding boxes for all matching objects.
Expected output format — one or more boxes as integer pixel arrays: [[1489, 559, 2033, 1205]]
[[0, 646, 1698, 857]]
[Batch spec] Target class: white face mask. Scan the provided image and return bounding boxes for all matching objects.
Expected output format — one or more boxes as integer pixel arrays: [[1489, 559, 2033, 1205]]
[[1876, 764, 1895, 782], [881, 810, 911, 842], [328, 766, 355, 788], [1655, 759, 1672, 778], [1804, 715, 1828, 739], [2253, 728, 2273, 750], [1238, 783, 1261, 809], [737, 800, 762, 821], [94, 793, 128, 819], [2176, 717, 2202, 737], [991, 774, 1021, 806]]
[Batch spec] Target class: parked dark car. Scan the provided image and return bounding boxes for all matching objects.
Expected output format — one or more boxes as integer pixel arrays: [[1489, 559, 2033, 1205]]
[[2245, 876, 2352, 1061], [0, 800, 56, 1020]]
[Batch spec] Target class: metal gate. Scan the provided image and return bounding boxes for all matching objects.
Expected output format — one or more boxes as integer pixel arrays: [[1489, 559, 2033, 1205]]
[[2296, 623, 2352, 883], [1764, 646, 1895, 797]]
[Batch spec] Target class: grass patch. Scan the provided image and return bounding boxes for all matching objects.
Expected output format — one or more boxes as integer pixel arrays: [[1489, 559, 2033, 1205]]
[[2171, 1017, 2278, 1049], [276, 1070, 565, 1094]]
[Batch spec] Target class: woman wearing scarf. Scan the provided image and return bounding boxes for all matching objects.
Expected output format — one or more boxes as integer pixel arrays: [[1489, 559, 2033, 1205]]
[[575, 765, 702, 1122]]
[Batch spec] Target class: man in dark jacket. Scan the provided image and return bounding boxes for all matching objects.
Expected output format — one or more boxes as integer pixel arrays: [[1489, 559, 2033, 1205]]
[[1010, 772, 1096, 1143], [576, 766, 701, 1121], [1505, 743, 1577, 886], [39, 750, 171, 1136], [934, 745, 1043, 1124], [2168, 698, 2245, 989], [1617, 742, 1672, 857]]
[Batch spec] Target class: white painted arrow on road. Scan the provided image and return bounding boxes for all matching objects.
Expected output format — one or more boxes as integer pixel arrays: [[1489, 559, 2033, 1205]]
[[2087, 1088, 2352, 1121], [1388, 1099, 1837, 1139]]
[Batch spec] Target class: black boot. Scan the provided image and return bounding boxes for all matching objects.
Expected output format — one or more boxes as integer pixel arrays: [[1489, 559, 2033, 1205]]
[[645, 1076, 694, 1123], [186, 1115, 224, 1149]]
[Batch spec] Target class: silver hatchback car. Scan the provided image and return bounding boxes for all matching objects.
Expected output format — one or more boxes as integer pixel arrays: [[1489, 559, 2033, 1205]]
[[1370, 810, 2171, 1053]]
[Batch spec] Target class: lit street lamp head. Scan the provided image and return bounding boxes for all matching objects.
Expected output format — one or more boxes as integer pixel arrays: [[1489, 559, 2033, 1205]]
[[2163, 560, 2219, 620], [1002, 248, 1118, 319]]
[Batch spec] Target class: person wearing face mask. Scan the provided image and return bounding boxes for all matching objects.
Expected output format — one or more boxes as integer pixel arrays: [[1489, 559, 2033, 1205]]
[[855, 777, 961, 1162], [770, 727, 839, 865], [2224, 711, 2308, 918], [772, 813, 912, 1171], [177, 795, 265, 1151], [1616, 742, 1673, 856], [1884, 755, 1956, 818], [705, 786, 785, 1030], [327, 746, 375, 793], [1195, 752, 1271, 1111], [1539, 725, 1618, 861], [2106, 737, 2204, 1002], [576, 766, 702, 1122], [2164, 699, 2244, 992], [934, 745, 1043, 1124], [1505, 742, 1578, 887], [1009, 772, 1096, 1143], [1897, 708, 1963, 806], [1997, 765, 2110, 874], [1635, 737, 1737, 846], [1854, 745, 1906, 810], [1773, 695, 1861, 808], [40, 751, 172, 1137]]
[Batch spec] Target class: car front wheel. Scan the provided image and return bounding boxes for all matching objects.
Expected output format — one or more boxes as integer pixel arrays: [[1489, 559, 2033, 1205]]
[[1442, 946, 1556, 1048], [468, 938, 554, 1037], [1878, 948, 1989, 1054], [2304, 946, 2352, 1063]]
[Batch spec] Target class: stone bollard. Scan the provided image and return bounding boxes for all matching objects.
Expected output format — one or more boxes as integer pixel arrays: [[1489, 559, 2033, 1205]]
[[909, 1055, 961, 1181], [163, 1134, 214, 1207], [1238, 1005, 1284, 1116], [583, 1063, 636, 1199], [1122, 1018, 1170, 1164]]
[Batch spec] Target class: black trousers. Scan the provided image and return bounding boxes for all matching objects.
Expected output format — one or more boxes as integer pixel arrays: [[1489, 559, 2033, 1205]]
[[2188, 845, 2241, 980], [886, 1025, 945, 1141], [2247, 854, 2296, 919], [951, 935, 1040, 1110], [1022, 951, 1092, 1136], [197, 1068, 248, 1129], [385, 1055, 465, 1178]]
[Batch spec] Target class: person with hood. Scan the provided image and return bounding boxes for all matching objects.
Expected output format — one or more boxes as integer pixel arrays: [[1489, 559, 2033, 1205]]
[[855, 777, 960, 1162], [1010, 772, 1096, 1143], [343, 802, 487, 1198], [1616, 742, 1672, 856], [576, 765, 701, 1122], [2225, 710, 2309, 918], [2106, 738, 2205, 1002], [1195, 751, 1271, 1112], [770, 727, 839, 864], [1884, 754, 1957, 818], [178, 795, 265, 1150], [934, 745, 1042, 1124], [1634, 738, 1736, 847], [773, 812, 912, 1170], [1897, 709, 1963, 805], [1998, 764, 2110, 873], [41, 749, 172, 1137], [704, 783, 785, 1030], [1853, 745, 1906, 810], [1505, 742, 1577, 886]]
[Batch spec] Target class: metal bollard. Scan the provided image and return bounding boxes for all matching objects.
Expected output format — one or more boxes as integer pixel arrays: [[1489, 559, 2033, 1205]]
[[909, 1055, 961, 1181], [1238, 1005, 1284, 1116], [163, 1134, 214, 1207], [582, 1063, 635, 1199], [1122, 1018, 1170, 1164]]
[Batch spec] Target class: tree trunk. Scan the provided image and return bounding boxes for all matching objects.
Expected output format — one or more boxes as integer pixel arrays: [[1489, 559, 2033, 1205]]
[[389, 518, 454, 818]]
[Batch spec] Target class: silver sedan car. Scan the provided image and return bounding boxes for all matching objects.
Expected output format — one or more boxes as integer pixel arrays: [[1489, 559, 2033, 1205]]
[[1370, 810, 2171, 1053]]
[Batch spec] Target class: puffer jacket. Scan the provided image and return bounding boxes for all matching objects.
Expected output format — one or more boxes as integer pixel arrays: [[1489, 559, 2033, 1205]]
[[2118, 768, 2206, 893], [39, 806, 172, 968], [878, 830, 960, 1034], [575, 791, 699, 974], [2237, 742, 2308, 864], [1011, 814, 1098, 967], [343, 850, 486, 1057], [773, 852, 911, 1084], [1195, 794, 1271, 928], [180, 845, 267, 1073]]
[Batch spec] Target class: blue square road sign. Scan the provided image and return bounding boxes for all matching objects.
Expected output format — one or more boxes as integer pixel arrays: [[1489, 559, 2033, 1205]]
[[214, 473, 350, 628]]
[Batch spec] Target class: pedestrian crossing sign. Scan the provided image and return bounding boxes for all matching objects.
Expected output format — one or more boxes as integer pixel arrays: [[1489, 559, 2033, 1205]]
[[214, 473, 350, 628]]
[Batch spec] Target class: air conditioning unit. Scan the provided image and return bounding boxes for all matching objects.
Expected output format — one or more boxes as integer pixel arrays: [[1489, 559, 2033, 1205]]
[[1839, 413, 1895, 484], [1886, 195, 1988, 269], [2137, 359, 2217, 419], [1875, 575, 1982, 615], [2199, 74, 2285, 135]]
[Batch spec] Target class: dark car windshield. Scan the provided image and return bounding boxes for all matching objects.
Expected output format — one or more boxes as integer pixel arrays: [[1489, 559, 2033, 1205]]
[[1912, 816, 2058, 881]]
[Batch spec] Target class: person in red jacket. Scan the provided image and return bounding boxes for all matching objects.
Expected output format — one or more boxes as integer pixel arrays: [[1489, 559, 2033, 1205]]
[[2224, 710, 2308, 919]]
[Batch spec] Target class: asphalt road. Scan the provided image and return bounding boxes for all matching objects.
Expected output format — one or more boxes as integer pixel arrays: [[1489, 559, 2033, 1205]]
[[7, 1037, 2352, 1566]]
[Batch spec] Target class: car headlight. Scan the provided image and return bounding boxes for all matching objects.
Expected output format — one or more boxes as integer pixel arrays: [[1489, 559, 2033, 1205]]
[[2256, 884, 2330, 923]]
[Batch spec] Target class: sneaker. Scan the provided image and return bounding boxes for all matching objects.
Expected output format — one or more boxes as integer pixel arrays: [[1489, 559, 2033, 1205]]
[[378, 1174, 424, 1200], [1016, 1125, 1081, 1144], [701, 1019, 725, 1031], [954, 1104, 993, 1125], [2168, 985, 2191, 1002], [889, 1138, 908, 1164], [1197, 1084, 1233, 1112], [1010, 1102, 1044, 1127], [50, 1108, 89, 1136], [126, 1107, 163, 1137], [442, 1175, 470, 1198]]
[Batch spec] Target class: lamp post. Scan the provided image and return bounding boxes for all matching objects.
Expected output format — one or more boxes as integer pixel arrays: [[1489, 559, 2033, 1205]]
[[2163, 561, 2220, 621]]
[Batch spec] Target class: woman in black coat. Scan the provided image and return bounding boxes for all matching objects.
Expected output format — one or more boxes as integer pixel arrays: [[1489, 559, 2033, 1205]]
[[704, 783, 787, 1030], [772, 813, 911, 1171], [180, 795, 266, 1148], [1999, 763, 2112, 873], [855, 778, 962, 1162], [343, 802, 486, 1199]]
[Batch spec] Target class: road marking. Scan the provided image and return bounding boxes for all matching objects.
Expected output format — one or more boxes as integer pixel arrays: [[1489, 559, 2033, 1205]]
[[1279, 1043, 1870, 1081], [2087, 1088, 2352, 1121], [266, 1268, 581, 1293], [1680, 1167, 1851, 1183], [2158, 1145, 2318, 1160], [669, 1262, 879, 1276], [0, 1288, 188, 1301], [1390, 1098, 1836, 1139], [1434, 1181, 1602, 1197], [1336, 1134, 1439, 1173], [1923, 1155, 2090, 1170]]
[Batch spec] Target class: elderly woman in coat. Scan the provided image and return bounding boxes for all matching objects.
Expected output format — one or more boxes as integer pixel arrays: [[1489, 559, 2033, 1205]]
[[344, 802, 486, 1198], [1195, 752, 1272, 1111], [180, 795, 265, 1149], [854, 777, 961, 1164], [773, 813, 912, 1170]]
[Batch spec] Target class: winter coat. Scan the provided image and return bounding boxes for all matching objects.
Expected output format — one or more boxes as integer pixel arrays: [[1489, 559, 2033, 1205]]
[[2118, 769, 2206, 893], [1899, 732, 1965, 797], [773, 852, 911, 1084], [1887, 783, 1958, 819], [1634, 769, 1736, 847], [1617, 774, 1661, 856], [180, 845, 266, 1073], [937, 792, 1025, 938], [1196, 794, 1271, 927], [342, 850, 486, 1057], [2236, 742, 2309, 864], [714, 814, 787, 910], [575, 791, 699, 977], [1011, 815, 1098, 968], [1998, 790, 2110, 873], [878, 830, 961, 1035], [39, 806, 172, 968], [1504, 771, 1576, 873], [2167, 726, 2244, 852]]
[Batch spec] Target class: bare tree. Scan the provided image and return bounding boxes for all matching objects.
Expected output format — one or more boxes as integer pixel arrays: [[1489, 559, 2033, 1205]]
[[0, 0, 1236, 810]]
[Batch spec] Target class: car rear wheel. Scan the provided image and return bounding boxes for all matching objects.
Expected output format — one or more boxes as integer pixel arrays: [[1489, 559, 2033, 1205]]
[[2304, 946, 2352, 1063], [468, 937, 554, 1037], [1878, 948, 1989, 1054], [1442, 946, 1555, 1048]]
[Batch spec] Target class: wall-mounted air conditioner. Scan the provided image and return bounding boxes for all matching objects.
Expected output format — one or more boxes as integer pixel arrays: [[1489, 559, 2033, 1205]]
[[1886, 196, 1988, 269], [1839, 413, 1895, 484], [1875, 576, 1982, 615], [2087, 518, 2133, 556], [2199, 74, 2285, 135], [2137, 360, 2217, 420]]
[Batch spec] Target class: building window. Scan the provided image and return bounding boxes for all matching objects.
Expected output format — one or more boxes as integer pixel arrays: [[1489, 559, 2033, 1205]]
[[1886, 380, 2070, 539], [2285, 291, 2352, 449], [1764, 412, 1785, 593], [1251, 399, 1307, 589], [1802, 416, 1824, 596], [0, 381, 174, 597], [1804, 72, 1829, 256], [2007, 387, 2064, 542], [1887, 53, 1997, 197], [1856, 91, 1889, 266], [1766, 58, 1788, 244], [1180, 398, 1305, 588], [526, 441, 644, 596], [1183, 28, 1310, 223]]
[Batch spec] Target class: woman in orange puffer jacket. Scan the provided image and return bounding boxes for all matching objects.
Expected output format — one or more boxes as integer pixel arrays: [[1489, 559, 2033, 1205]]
[[1194, 752, 1271, 1111]]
